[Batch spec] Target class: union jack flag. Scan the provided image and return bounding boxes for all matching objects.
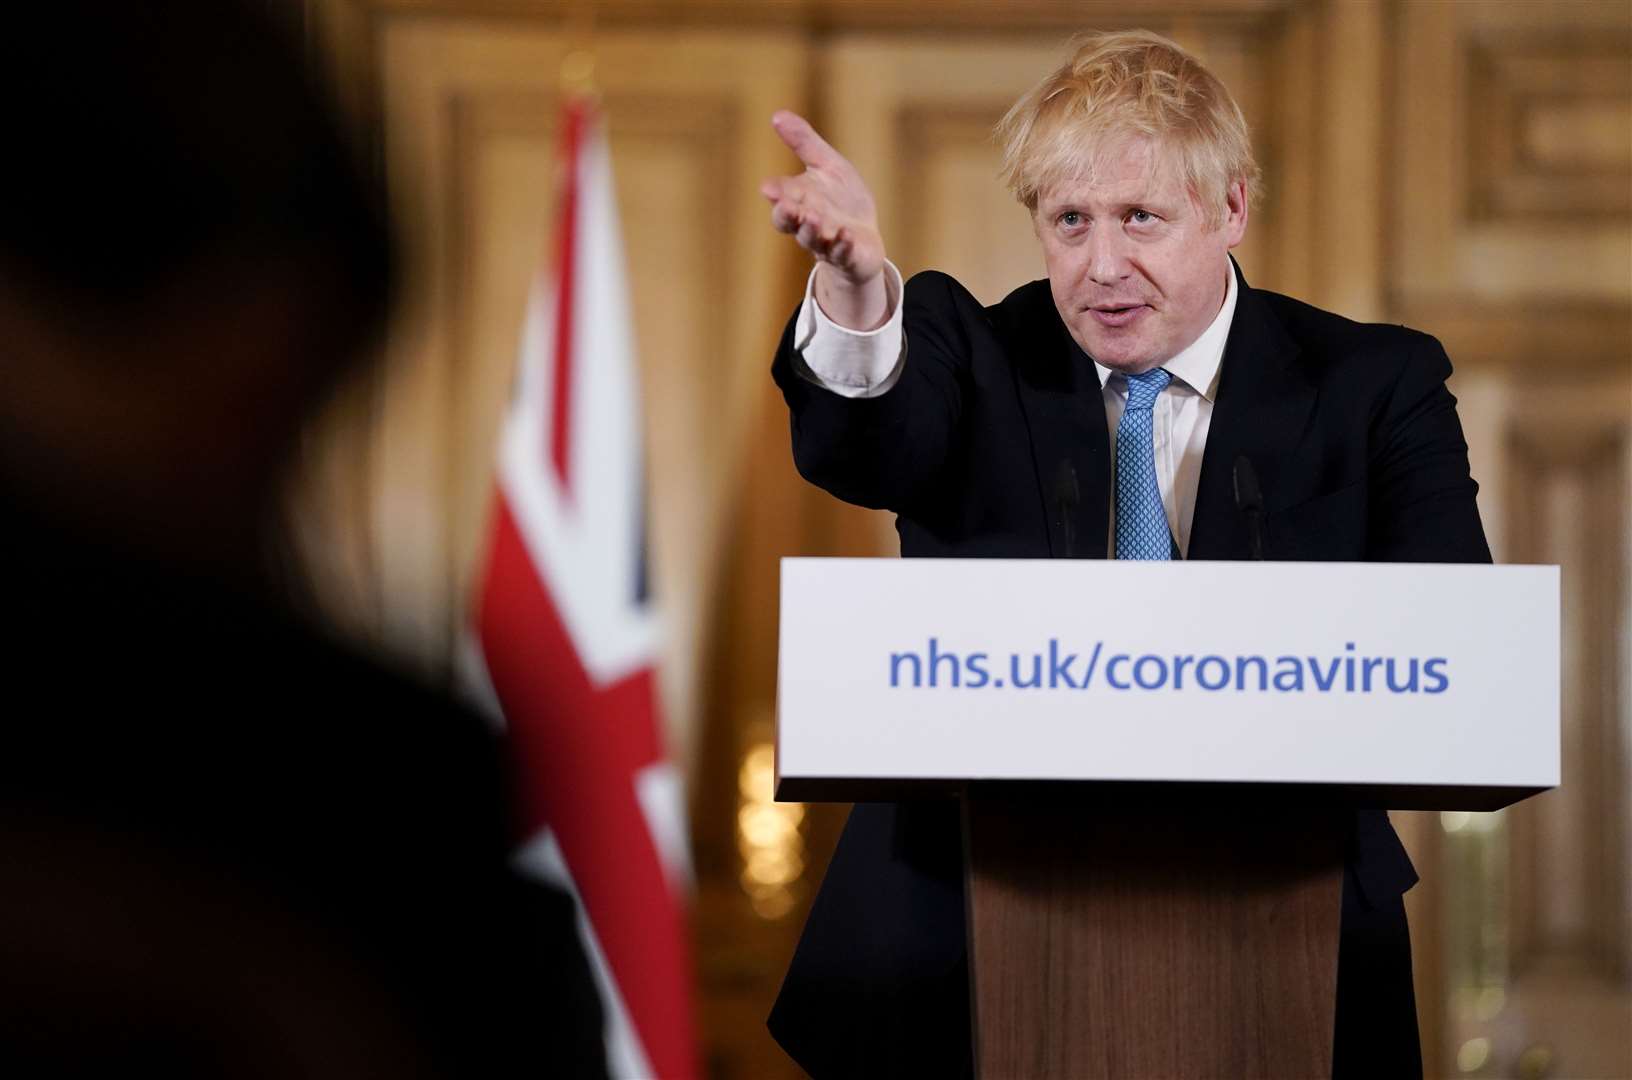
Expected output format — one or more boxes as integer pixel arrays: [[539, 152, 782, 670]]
[[468, 97, 697, 1079]]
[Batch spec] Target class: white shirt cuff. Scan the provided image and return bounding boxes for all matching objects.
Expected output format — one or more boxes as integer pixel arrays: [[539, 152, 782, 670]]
[[791, 260, 906, 399]]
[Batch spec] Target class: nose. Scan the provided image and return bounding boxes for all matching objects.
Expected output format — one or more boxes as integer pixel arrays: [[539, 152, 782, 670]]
[[1085, 225, 1131, 287]]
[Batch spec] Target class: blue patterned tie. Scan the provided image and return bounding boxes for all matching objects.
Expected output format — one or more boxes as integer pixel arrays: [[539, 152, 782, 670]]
[[1115, 367, 1174, 560]]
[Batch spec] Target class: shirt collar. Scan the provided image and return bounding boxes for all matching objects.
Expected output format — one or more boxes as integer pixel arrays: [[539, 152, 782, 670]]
[[1093, 259, 1238, 402]]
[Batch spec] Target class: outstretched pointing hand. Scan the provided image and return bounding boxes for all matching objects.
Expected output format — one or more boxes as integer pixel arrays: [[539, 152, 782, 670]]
[[762, 111, 889, 328]]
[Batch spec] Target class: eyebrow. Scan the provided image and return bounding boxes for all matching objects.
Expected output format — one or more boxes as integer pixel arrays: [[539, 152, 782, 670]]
[[1042, 195, 1182, 216]]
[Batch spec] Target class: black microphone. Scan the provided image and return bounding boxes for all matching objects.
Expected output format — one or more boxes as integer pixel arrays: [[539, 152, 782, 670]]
[[1233, 455, 1266, 560], [1052, 459, 1079, 559]]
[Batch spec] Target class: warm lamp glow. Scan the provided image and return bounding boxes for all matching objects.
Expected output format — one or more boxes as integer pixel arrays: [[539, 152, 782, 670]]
[[735, 724, 806, 920]]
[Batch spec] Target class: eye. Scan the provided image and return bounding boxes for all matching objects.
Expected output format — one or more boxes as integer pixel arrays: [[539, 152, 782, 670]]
[[1128, 208, 1157, 225], [1058, 210, 1082, 229]]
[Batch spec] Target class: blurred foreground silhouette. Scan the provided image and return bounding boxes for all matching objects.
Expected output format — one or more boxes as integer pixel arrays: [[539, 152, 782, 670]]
[[0, 3, 606, 1075]]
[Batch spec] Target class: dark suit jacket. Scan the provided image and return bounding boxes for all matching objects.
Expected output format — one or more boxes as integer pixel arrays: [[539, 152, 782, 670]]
[[766, 263, 1491, 1078]]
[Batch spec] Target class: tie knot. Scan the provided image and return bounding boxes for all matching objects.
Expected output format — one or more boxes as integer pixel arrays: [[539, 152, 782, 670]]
[[1123, 367, 1171, 411]]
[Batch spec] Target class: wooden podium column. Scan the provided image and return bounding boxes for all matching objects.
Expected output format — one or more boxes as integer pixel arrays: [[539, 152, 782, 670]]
[[963, 792, 1345, 1080]]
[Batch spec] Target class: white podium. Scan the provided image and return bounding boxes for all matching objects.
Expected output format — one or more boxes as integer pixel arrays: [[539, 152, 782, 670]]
[[775, 558, 1559, 1078], [777, 558, 1558, 808]]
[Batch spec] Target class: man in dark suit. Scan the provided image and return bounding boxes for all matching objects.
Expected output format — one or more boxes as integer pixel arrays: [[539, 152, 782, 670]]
[[758, 29, 1489, 1080]]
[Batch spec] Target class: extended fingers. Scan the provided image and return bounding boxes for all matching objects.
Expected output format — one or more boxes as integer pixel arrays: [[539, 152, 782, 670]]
[[771, 109, 838, 170], [764, 150, 860, 267]]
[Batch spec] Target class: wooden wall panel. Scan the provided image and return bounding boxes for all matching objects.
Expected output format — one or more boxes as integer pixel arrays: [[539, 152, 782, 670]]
[[348, 18, 809, 778], [1394, 0, 1632, 306], [1389, 2, 1632, 1076], [1483, 396, 1632, 1079]]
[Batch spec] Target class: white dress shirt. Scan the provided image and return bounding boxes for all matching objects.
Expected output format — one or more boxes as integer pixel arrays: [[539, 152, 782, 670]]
[[794, 261, 1239, 557]]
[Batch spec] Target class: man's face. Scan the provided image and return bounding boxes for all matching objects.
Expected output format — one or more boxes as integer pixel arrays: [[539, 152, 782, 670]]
[[1034, 138, 1247, 374]]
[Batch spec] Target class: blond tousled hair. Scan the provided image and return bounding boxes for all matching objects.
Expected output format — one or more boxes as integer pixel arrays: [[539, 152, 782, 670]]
[[996, 30, 1261, 228]]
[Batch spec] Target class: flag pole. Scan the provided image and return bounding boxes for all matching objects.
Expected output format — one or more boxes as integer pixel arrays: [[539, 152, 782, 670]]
[[560, 0, 598, 101], [560, 48, 596, 100]]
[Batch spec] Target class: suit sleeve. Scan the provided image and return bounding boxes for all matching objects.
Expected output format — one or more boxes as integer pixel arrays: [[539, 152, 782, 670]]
[[1366, 334, 1493, 564], [771, 271, 978, 512]]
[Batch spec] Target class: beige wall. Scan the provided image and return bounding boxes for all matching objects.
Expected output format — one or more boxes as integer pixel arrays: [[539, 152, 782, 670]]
[[302, 2, 1631, 1076]]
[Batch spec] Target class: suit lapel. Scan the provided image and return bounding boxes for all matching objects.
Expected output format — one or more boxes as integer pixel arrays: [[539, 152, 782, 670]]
[[1188, 265, 1314, 560], [1004, 288, 1110, 558]]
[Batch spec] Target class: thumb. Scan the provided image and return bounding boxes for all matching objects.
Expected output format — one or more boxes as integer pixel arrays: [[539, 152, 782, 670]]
[[771, 110, 837, 170]]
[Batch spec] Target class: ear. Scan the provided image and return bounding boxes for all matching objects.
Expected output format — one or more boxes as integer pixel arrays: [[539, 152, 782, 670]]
[[1221, 179, 1249, 249]]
